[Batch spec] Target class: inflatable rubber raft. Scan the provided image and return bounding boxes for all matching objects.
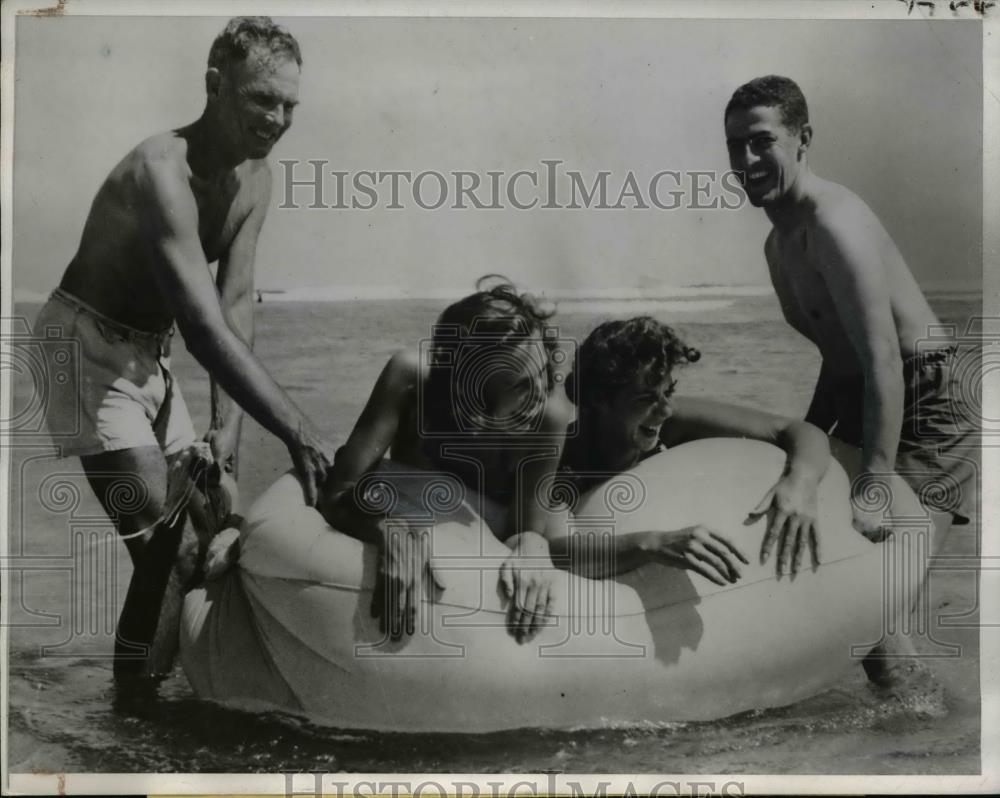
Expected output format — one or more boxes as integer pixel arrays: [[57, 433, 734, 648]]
[[180, 438, 937, 732]]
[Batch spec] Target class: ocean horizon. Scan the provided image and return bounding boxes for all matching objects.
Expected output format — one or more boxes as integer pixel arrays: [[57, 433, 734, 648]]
[[10, 282, 983, 305]]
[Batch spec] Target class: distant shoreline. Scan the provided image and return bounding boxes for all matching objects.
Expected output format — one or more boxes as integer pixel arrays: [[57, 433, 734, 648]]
[[11, 284, 983, 305]]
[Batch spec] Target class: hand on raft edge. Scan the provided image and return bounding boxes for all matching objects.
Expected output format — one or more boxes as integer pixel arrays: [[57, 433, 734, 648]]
[[749, 471, 821, 576], [371, 520, 447, 641], [499, 531, 556, 644]]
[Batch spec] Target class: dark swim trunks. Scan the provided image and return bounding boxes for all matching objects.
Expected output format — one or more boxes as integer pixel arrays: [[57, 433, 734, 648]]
[[824, 345, 979, 524]]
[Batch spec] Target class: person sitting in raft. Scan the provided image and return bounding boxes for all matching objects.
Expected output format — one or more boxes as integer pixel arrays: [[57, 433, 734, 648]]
[[551, 316, 832, 585], [319, 276, 574, 644]]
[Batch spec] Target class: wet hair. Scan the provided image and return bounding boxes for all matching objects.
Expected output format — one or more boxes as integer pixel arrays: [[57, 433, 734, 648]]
[[207, 17, 302, 74], [567, 316, 700, 408], [423, 275, 557, 435], [724, 75, 809, 133]]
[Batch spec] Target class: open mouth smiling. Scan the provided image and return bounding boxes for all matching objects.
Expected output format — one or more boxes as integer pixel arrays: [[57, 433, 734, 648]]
[[745, 169, 770, 189], [250, 127, 277, 144]]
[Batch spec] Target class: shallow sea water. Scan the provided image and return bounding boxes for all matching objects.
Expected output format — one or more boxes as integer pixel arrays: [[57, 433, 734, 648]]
[[6, 294, 982, 774]]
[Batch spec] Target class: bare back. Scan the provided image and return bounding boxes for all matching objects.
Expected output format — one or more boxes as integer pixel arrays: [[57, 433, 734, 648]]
[[766, 178, 941, 377], [59, 130, 267, 332]]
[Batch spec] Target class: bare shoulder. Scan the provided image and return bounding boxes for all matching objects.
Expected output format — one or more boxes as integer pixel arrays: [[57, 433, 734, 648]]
[[810, 179, 883, 243], [130, 132, 190, 178], [124, 133, 194, 203], [385, 347, 425, 388]]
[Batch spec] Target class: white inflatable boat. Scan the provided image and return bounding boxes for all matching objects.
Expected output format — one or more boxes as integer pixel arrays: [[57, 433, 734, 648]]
[[180, 438, 936, 732]]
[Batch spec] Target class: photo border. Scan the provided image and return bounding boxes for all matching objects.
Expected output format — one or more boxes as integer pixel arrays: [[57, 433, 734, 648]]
[[1, 0, 996, 794]]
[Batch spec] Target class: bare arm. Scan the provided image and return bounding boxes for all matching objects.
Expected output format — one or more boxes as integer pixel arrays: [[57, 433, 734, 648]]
[[316, 349, 439, 641], [661, 396, 830, 574], [812, 212, 904, 475], [548, 530, 666, 578], [661, 396, 830, 484], [506, 389, 574, 540], [207, 168, 268, 473], [549, 526, 747, 584], [498, 389, 573, 643], [318, 350, 418, 527], [139, 152, 334, 503]]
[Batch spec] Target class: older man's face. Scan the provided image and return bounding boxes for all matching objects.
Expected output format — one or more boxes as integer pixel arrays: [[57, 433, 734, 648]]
[[220, 48, 300, 159]]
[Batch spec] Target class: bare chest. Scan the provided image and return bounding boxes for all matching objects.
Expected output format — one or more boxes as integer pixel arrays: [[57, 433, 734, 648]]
[[190, 175, 249, 263], [772, 231, 856, 362]]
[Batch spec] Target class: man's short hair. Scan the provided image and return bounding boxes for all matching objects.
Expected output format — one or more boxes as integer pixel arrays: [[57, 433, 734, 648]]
[[208, 16, 302, 73], [724, 75, 809, 132]]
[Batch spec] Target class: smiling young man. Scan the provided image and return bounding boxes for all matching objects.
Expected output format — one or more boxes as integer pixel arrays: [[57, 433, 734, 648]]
[[33, 17, 337, 686], [723, 75, 978, 685]]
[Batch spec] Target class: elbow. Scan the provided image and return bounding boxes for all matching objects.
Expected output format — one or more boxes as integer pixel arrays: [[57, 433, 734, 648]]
[[176, 312, 226, 361], [788, 418, 829, 446], [862, 339, 903, 381]]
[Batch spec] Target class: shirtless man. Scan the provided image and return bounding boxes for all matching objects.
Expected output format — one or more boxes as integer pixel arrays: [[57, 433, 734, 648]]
[[723, 75, 978, 683], [33, 17, 336, 684]]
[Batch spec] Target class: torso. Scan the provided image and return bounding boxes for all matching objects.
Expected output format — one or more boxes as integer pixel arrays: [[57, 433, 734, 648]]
[[766, 179, 943, 377], [58, 130, 264, 332], [387, 356, 563, 503]]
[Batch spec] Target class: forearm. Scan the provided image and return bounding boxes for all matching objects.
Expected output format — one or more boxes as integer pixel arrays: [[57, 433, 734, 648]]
[[210, 379, 243, 431], [182, 316, 304, 447], [211, 288, 255, 430], [320, 487, 386, 542], [548, 530, 654, 578], [775, 420, 830, 483], [860, 357, 904, 474]]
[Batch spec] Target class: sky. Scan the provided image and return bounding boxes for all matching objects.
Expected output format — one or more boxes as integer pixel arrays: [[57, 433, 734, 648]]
[[11, 14, 983, 298]]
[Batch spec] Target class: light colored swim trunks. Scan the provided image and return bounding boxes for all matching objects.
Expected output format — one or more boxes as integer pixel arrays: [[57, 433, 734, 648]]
[[33, 288, 196, 458]]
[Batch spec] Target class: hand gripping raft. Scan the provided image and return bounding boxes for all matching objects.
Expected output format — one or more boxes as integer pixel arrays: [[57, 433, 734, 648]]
[[179, 438, 938, 732]]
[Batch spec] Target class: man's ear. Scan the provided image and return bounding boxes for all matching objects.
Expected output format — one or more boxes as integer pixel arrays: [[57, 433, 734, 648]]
[[205, 67, 222, 101], [797, 123, 813, 158]]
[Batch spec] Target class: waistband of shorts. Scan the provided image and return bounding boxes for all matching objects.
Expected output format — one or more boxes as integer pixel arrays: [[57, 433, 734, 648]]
[[902, 344, 959, 371], [50, 287, 174, 345]]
